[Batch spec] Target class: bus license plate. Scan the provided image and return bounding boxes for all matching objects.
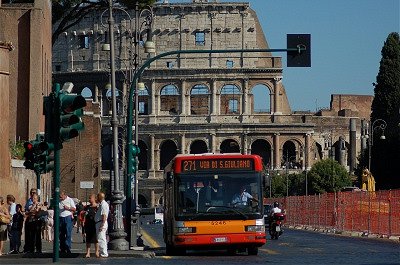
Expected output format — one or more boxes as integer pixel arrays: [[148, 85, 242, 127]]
[[213, 237, 228, 243]]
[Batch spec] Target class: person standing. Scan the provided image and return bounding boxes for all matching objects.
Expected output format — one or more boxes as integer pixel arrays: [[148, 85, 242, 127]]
[[59, 191, 76, 254], [84, 194, 98, 258], [23, 188, 37, 253], [26, 194, 43, 254], [45, 205, 54, 242], [0, 196, 10, 256], [6, 194, 16, 254], [95, 192, 109, 258], [9, 204, 24, 254]]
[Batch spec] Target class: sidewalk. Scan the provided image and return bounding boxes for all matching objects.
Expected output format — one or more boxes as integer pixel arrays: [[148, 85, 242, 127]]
[[0, 227, 155, 260]]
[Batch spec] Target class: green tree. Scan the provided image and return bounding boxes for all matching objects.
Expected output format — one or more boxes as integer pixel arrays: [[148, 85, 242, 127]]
[[307, 159, 352, 194], [52, 0, 157, 45], [370, 32, 400, 189]]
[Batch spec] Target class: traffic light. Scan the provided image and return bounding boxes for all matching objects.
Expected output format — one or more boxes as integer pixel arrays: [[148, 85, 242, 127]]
[[58, 91, 86, 142], [44, 95, 55, 144], [129, 144, 140, 172], [23, 141, 35, 170], [35, 141, 54, 173]]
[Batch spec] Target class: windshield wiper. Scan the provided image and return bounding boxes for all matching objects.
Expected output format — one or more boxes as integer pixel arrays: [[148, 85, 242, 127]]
[[206, 205, 249, 220], [187, 212, 214, 221]]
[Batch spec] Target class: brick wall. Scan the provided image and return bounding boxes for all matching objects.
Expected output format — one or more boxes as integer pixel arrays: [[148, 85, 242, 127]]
[[330, 94, 373, 120], [60, 100, 102, 202]]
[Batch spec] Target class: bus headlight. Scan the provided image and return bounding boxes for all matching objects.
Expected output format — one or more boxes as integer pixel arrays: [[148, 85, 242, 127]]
[[176, 227, 196, 234], [245, 225, 265, 232]]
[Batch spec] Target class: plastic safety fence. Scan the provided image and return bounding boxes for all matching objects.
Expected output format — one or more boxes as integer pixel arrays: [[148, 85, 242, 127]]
[[271, 189, 400, 236]]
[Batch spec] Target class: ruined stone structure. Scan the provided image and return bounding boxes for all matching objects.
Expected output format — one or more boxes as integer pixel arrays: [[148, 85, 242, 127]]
[[52, 1, 371, 207]]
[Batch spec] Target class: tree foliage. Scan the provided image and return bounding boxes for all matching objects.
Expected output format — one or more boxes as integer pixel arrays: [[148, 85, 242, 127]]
[[52, 0, 157, 45], [370, 32, 400, 189], [307, 159, 352, 194]]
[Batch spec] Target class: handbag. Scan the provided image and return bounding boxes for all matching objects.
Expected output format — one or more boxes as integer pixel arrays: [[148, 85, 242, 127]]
[[0, 214, 10, 224]]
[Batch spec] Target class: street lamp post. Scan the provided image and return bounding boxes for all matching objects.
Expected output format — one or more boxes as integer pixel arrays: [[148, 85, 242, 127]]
[[367, 119, 387, 172], [107, 0, 128, 251]]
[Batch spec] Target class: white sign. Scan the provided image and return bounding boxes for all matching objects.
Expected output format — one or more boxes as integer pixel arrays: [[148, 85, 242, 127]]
[[80, 181, 94, 189]]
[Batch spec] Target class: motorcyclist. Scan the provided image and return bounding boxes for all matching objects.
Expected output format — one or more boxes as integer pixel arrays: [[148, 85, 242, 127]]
[[270, 201, 282, 216]]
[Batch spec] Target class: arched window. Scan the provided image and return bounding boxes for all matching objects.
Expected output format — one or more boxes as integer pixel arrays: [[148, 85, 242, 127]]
[[160, 84, 179, 114], [250, 84, 271, 113], [220, 84, 241, 114], [138, 140, 148, 170], [159, 140, 178, 170], [251, 139, 272, 168], [282, 141, 298, 169], [138, 88, 149, 115], [81, 86, 92, 98], [220, 139, 240, 153], [190, 140, 208, 154], [190, 84, 209, 115]]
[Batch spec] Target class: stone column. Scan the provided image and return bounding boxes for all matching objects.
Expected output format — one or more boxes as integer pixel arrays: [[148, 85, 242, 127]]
[[242, 79, 249, 115], [210, 79, 217, 115], [273, 76, 282, 115], [273, 133, 280, 169], [210, 133, 216, 153], [151, 190, 155, 208], [149, 134, 155, 172], [305, 133, 311, 170], [242, 133, 249, 154], [181, 79, 186, 116], [180, 133, 186, 154], [150, 79, 156, 115]]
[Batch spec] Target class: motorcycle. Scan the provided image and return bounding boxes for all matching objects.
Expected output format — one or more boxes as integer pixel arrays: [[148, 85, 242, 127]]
[[269, 212, 285, 240]]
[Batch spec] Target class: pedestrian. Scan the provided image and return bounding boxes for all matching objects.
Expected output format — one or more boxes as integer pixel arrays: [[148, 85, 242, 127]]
[[59, 191, 76, 254], [84, 194, 98, 258], [45, 204, 54, 242], [26, 194, 43, 253], [6, 194, 16, 254], [23, 188, 37, 253], [0, 196, 11, 256], [95, 192, 109, 258], [9, 204, 24, 254], [75, 201, 84, 233]]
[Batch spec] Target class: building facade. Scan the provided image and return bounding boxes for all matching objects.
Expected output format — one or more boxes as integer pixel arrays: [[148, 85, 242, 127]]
[[53, 1, 371, 207]]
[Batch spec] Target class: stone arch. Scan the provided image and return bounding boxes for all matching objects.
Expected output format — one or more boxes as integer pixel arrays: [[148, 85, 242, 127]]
[[159, 139, 178, 170], [251, 139, 272, 168], [81, 86, 93, 98], [158, 196, 163, 206], [220, 84, 241, 114], [138, 87, 150, 115], [250, 84, 271, 113], [160, 84, 180, 115], [220, 139, 240, 153], [282, 140, 301, 169], [190, 139, 208, 154], [315, 142, 323, 161], [333, 137, 349, 167], [138, 194, 148, 208], [138, 140, 148, 170], [190, 84, 210, 115]]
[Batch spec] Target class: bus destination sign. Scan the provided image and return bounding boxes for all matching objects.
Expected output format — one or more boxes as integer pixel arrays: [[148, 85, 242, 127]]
[[181, 158, 254, 172]]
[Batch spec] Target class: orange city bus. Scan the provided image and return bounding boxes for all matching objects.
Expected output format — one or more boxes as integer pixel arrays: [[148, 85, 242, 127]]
[[163, 153, 266, 255]]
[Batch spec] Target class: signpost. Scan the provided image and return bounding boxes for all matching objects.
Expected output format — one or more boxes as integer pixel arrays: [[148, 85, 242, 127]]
[[80, 181, 94, 204]]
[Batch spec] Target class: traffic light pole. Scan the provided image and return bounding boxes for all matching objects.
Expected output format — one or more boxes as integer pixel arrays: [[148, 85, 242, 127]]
[[35, 169, 41, 201], [125, 46, 308, 247], [53, 146, 61, 263]]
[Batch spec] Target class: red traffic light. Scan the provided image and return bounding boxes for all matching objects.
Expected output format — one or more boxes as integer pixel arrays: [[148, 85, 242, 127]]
[[24, 142, 33, 150]]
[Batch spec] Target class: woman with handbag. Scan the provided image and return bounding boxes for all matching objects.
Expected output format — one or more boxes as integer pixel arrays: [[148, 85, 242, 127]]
[[0, 196, 11, 256]]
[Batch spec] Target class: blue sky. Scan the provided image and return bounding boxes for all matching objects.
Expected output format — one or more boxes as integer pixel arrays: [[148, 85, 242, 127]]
[[167, 0, 399, 111]]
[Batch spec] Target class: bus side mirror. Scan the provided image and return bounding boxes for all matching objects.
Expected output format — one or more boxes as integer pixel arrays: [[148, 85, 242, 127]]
[[167, 172, 173, 184]]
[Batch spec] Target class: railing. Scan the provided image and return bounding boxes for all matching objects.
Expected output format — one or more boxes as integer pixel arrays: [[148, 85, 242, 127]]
[[271, 189, 400, 236]]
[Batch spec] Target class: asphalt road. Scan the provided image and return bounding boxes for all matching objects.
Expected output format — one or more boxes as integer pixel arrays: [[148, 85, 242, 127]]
[[0, 215, 398, 265]]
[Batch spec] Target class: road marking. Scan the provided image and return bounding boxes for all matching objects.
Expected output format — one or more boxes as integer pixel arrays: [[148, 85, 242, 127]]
[[141, 229, 160, 248], [260, 248, 280, 255], [141, 229, 172, 259]]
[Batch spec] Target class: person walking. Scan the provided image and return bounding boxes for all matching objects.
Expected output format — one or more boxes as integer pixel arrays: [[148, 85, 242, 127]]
[[59, 191, 76, 254], [83, 194, 98, 258], [9, 204, 24, 254], [0, 196, 11, 256], [95, 192, 109, 258]]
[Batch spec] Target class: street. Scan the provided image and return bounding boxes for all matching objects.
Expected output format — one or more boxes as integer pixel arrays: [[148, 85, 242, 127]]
[[0, 215, 398, 265]]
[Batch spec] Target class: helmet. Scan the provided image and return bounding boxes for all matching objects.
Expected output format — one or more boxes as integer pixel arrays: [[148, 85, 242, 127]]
[[273, 201, 279, 208]]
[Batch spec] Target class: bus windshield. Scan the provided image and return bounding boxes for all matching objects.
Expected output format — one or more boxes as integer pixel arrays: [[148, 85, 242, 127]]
[[176, 172, 263, 220]]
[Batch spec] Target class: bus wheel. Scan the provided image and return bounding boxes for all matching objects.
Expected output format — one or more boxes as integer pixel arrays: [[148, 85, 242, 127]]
[[248, 246, 258, 255]]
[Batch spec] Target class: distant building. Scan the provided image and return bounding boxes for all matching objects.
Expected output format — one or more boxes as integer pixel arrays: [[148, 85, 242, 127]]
[[52, 0, 372, 207]]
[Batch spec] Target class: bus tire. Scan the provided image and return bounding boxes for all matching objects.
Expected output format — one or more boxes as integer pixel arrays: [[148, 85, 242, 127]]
[[248, 246, 258, 255]]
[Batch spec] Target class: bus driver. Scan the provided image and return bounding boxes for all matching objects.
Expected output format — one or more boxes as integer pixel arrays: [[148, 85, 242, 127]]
[[231, 186, 258, 206]]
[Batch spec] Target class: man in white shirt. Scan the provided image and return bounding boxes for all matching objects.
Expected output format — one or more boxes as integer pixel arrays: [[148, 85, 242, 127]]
[[231, 186, 258, 206], [95, 192, 109, 258], [59, 191, 76, 254], [270, 201, 282, 216]]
